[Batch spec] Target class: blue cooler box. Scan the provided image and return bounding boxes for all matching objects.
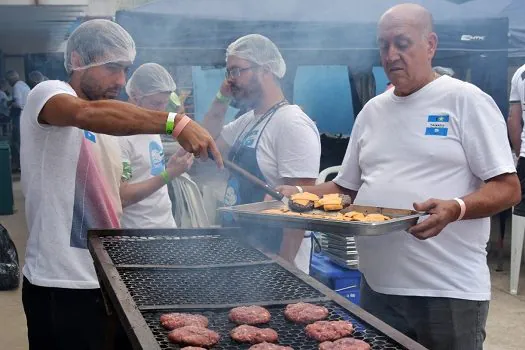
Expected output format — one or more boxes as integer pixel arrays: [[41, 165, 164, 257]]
[[310, 254, 361, 305]]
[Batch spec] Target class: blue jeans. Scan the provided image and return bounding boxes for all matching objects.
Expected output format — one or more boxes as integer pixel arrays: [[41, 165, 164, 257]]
[[360, 277, 489, 350]]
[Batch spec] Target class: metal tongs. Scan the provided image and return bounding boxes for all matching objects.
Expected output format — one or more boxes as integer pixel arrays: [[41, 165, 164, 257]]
[[208, 152, 289, 205]]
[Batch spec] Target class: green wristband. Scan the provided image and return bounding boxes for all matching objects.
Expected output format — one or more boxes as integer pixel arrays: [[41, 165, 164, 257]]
[[160, 170, 171, 184], [166, 112, 176, 135], [216, 91, 231, 104]]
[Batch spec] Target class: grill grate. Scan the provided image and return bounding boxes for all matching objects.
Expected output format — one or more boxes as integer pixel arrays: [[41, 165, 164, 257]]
[[118, 264, 324, 306], [142, 302, 405, 350], [102, 235, 270, 266]]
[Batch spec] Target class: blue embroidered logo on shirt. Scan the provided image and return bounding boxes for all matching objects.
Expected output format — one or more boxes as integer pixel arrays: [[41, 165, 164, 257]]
[[84, 130, 96, 143], [425, 114, 449, 137]]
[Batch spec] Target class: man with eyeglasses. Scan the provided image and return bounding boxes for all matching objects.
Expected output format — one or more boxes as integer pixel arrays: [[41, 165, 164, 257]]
[[203, 34, 321, 273]]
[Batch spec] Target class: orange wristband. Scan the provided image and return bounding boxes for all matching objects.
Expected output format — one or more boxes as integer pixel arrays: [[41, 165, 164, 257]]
[[173, 115, 191, 138]]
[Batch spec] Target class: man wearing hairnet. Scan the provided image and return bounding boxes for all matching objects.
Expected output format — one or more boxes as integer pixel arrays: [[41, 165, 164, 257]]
[[120, 63, 193, 228], [19, 19, 221, 350], [27, 70, 48, 89], [203, 34, 321, 272]]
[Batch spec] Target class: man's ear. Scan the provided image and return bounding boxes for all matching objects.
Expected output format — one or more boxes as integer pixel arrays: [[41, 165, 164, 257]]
[[428, 32, 438, 59], [70, 51, 84, 70]]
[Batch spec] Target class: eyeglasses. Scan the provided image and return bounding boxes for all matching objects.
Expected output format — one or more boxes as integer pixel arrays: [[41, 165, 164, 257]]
[[225, 66, 257, 79]]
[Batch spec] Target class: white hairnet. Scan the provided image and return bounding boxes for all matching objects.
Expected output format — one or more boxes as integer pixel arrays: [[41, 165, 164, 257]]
[[126, 63, 176, 99], [226, 34, 286, 79], [64, 19, 136, 74]]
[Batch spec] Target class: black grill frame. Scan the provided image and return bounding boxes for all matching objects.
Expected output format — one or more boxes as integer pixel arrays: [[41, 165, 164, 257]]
[[88, 228, 427, 350]]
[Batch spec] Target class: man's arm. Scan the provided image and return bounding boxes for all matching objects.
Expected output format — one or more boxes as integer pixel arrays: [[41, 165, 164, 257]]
[[39, 93, 222, 166], [273, 181, 357, 200], [120, 151, 193, 208], [120, 176, 168, 208], [202, 80, 232, 140], [508, 103, 523, 157], [410, 173, 520, 239], [277, 179, 357, 264]]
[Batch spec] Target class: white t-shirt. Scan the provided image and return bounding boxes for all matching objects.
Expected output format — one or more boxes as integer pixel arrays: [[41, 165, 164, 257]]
[[119, 134, 176, 229], [20, 80, 123, 289], [13, 80, 31, 109], [221, 104, 321, 186], [509, 64, 525, 157], [334, 75, 516, 301]]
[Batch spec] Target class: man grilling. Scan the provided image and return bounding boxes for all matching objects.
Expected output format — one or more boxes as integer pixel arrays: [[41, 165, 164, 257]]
[[20, 19, 221, 350], [275, 4, 520, 349], [203, 34, 321, 272]]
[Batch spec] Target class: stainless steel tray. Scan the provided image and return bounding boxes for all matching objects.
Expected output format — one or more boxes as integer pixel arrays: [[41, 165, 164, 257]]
[[324, 246, 359, 257], [218, 201, 423, 236], [324, 251, 359, 269]]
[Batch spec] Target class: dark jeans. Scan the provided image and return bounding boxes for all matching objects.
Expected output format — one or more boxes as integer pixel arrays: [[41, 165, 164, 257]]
[[514, 157, 525, 216], [22, 277, 132, 350], [360, 277, 489, 350]]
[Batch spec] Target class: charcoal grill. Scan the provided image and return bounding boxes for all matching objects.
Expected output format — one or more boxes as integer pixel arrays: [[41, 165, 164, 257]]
[[88, 228, 427, 350]]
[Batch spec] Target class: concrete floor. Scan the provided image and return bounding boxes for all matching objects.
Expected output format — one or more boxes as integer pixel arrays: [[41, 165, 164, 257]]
[[1, 178, 525, 350]]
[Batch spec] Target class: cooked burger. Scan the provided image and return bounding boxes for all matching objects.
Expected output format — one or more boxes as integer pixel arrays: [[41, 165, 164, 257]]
[[289, 192, 320, 212], [316, 194, 352, 212]]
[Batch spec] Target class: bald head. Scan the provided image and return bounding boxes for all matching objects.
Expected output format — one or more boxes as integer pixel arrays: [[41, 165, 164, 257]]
[[379, 3, 434, 38], [377, 3, 438, 97]]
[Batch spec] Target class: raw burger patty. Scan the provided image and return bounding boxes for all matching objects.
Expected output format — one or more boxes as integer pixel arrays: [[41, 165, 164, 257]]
[[305, 321, 354, 342], [249, 342, 294, 350], [229, 305, 271, 325], [168, 326, 220, 347], [160, 313, 209, 330], [284, 302, 329, 324], [230, 325, 279, 344], [319, 337, 371, 350]]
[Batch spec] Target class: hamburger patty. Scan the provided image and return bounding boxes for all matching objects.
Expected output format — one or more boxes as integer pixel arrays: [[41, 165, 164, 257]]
[[230, 325, 279, 344], [305, 321, 354, 342], [249, 342, 294, 350], [181, 347, 207, 350], [284, 303, 329, 324], [319, 337, 371, 350], [160, 313, 209, 330], [229, 305, 271, 325], [167, 326, 220, 347]]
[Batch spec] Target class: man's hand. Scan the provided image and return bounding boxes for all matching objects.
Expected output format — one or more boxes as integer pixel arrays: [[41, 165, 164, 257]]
[[408, 199, 461, 240], [165, 148, 194, 180], [264, 185, 300, 201], [219, 79, 233, 98], [176, 119, 223, 168]]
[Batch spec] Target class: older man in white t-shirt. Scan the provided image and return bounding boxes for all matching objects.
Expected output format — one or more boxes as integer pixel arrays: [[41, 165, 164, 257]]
[[276, 4, 520, 350]]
